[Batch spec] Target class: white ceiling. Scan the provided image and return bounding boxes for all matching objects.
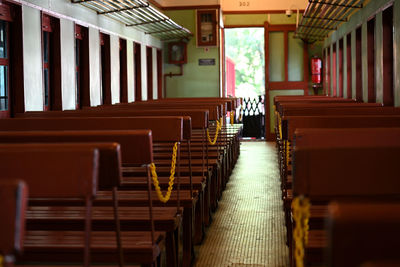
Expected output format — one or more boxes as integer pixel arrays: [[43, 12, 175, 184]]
[[155, 0, 308, 11]]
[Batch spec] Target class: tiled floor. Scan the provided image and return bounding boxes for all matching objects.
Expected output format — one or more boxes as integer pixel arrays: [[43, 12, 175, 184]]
[[193, 141, 289, 267]]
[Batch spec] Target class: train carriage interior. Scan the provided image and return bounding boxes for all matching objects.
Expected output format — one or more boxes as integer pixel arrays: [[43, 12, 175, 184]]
[[1, 0, 400, 266]]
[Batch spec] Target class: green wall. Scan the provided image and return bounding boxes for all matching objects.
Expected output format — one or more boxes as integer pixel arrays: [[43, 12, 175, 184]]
[[163, 9, 220, 98], [269, 90, 304, 134], [324, 0, 400, 106], [224, 13, 301, 26]]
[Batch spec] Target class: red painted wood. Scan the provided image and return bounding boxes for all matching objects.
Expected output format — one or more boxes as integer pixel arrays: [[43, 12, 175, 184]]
[[355, 27, 363, 101], [9, 2, 24, 116], [134, 42, 142, 102], [382, 5, 394, 106], [157, 49, 163, 99], [338, 38, 344, 98], [100, 33, 111, 105], [367, 18, 376, 103], [119, 38, 128, 103], [346, 33, 352, 99], [332, 43, 337, 97], [326, 48, 330, 96], [146, 46, 153, 101], [75, 24, 90, 108]]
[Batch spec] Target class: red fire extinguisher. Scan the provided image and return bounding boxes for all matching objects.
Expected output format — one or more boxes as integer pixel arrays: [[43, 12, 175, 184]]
[[311, 56, 322, 87]]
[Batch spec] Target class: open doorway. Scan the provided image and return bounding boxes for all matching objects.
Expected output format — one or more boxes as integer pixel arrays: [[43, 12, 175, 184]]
[[225, 27, 265, 139]]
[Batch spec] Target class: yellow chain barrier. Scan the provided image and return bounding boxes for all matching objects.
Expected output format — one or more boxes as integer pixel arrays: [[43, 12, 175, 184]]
[[286, 140, 291, 168], [230, 111, 234, 125], [207, 120, 221, 145], [238, 107, 243, 122], [0, 255, 3, 267], [292, 196, 311, 267], [278, 116, 282, 140], [150, 142, 178, 203]]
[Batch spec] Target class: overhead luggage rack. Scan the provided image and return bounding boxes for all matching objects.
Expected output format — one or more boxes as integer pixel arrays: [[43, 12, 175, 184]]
[[294, 0, 364, 42], [71, 0, 192, 41]]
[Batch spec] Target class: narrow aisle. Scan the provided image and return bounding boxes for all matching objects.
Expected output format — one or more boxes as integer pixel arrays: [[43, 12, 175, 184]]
[[194, 141, 289, 267]]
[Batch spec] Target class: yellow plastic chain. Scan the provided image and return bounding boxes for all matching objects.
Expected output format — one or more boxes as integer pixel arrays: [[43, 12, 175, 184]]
[[238, 107, 243, 122], [0, 255, 3, 267], [207, 120, 221, 145], [286, 140, 291, 168], [278, 116, 283, 140], [230, 111, 234, 125], [292, 196, 311, 267], [150, 142, 178, 203]]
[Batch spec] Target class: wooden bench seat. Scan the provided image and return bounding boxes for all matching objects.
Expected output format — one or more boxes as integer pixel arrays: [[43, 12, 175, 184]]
[[0, 144, 165, 266], [279, 115, 400, 194], [0, 129, 198, 267], [8, 114, 216, 230], [14, 140, 181, 267], [290, 128, 400, 266]]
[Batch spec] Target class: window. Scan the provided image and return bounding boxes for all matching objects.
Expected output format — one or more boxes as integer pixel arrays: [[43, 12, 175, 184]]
[[134, 42, 142, 101], [367, 18, 375, 103], [346, 33, 352, 99], [146, 46, 153, 101], [100, 32, 111, 105], [0, 2, 23, 118], [157, 49, 163, 99], [0, 20, 9, 117], [355, 27, 362, 101], [382, 5, 394, 106], [119, 38, 127, 103], [41, 13, 61, 111], [75, 24, 89, 108]]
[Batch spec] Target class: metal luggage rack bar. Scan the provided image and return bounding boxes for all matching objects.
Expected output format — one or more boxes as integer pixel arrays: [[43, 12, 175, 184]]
[[294, 0, 364, 43], [71, 0, 192, 41]]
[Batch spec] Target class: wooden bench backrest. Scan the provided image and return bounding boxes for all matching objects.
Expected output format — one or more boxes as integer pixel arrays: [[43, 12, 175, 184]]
[[0, 116, 183, 142], [327, 201, 400, 267], [281, 106, 400, 117], [15, 114, 190, 140], [109, 102, 223, 120], [273, 95, 338, 105], [292, 128, 400, 198], [19, 105, 219, 122], [0, 179, 28, 255], [0, 145, 99, 198], [147, 98, 232, 112], [276, 102, 382, 115], [282, 115, 400, 140], [275, 98, 358, 112], [0, 130, 153, 166], [0, 143, 121, 190]]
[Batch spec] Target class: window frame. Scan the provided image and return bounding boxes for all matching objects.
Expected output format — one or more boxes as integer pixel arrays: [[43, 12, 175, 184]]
[[119, 38, 128, 103], [75, 24, 89, 108], [99, 32, 111, 105], [367, 17, 376, 103], [41, 13, 61, 111], [134, 42, 142, 102], [0, 19, 10, 118], [382, 5, 394, 106], [146, 46, 153, 101]]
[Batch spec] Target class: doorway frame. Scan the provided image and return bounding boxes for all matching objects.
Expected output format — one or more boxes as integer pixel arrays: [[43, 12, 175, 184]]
[[264, 22, 309, 140]]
